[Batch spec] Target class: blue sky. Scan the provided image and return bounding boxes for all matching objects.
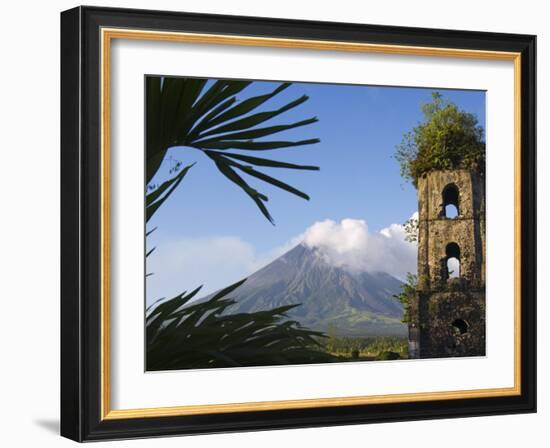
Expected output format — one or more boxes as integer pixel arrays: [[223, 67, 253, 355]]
[[146, 80, 485, 303]]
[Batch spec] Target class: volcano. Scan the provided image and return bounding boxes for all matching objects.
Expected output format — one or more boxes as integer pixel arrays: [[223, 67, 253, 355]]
[[210, 243, 407, 337]]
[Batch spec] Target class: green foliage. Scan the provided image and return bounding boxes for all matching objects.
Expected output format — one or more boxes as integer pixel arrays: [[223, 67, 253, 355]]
[[403, 215, 419, 243], [364, 336, 408, 356], [395, 92, 485, 187], [376, 351, 400, 361], [323, 333, 408, 359], [146, 163, 194, 222], [325, 326, 363, 355], [144, 78, 329, 370], [146, 77, 320, 223], [393, 272, 417, 323], [146, 279, 337, 370]]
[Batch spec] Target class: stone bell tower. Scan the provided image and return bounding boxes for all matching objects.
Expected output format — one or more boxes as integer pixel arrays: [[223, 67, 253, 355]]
[[408, 169, 486, 358]]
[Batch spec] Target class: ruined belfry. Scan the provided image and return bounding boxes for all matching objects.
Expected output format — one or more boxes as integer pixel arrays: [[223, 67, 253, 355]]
[[408, 169, 486, 358]]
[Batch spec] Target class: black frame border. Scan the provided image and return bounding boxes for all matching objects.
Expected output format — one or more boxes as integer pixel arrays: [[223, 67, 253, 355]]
[[61, 6, 536, 442]]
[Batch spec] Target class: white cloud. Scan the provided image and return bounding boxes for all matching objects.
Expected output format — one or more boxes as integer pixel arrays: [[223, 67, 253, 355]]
[[147, 215, 418, 305], [302, 217, 417, 279], [146, 235, 294, 304], [147, 236, 259, 304]]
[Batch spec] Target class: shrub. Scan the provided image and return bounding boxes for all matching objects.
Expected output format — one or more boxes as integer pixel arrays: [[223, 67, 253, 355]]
[[376, 351, 401, 361], [395, 92, 485, 187]]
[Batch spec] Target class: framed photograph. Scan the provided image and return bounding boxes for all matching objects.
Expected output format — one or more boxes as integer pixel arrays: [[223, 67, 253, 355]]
[[60, 6, 536, 442]]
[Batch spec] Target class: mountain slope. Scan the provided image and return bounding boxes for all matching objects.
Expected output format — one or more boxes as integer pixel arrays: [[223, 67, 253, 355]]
[[213, 244, 407, 337]]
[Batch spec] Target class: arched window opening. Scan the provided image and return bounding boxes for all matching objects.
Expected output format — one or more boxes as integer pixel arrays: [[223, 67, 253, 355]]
[[452, 319, 469, 335], [447, 257, 460, 278], [445, 242, 461, 279], [442, 184, 459, 218], [445, 204, 459, 218]]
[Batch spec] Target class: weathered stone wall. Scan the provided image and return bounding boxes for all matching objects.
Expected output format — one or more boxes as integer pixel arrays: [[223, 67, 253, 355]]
[[418, 219, 484, 288], [410, 169, 486, 358], [417, 169, 485, 221], [411, 290, 485, 358]]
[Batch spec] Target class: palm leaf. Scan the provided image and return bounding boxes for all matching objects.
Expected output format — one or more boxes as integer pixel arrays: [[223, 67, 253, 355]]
[[146, 163, 194, 222], [146, 76, 320, 223], [146, 278, 336, 371], [213, 160, 274, 224], [194, 82, 291, 134], [210, 152, 311, 200], [212, 151, 319, 170], [196, 138, 319, 151], [195, 94, 310, 140], [192, 117, 318, 147], [236, 165, 311, 200]]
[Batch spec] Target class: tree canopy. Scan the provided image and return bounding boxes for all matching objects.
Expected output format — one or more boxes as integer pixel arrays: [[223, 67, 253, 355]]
[[394, 92, 485, 187]]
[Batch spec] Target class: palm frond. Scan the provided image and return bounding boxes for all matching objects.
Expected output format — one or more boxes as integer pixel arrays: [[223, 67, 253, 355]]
[[146, 77, 320, 223], [146, 279, 336, 371], [212, 151, 319, 170], [208, 152, 311, 202], [146, 163, 194, 222]]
